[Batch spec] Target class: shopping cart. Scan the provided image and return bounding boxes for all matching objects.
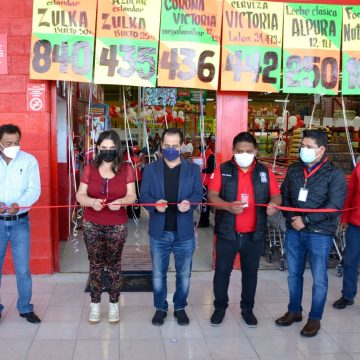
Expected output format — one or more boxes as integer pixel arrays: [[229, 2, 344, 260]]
[[331, 224, 346, 277], [265, 212, 287, 271]]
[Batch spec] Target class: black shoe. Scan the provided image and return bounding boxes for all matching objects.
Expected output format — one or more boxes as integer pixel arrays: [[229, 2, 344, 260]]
[[20, 312, 41, 324], [333, 297, 354, 309], [174, 309, 190, 325], [300, 319, 321, 337], [241, 310, 258, 328], [152, 310, 167, 326], [210, 309, 225, 326]]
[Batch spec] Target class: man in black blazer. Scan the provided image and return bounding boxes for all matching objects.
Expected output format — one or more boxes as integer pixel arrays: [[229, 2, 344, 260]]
[[140, 128, 202, 326]]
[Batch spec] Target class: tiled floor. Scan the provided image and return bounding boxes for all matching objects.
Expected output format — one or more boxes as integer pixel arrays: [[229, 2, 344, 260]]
[[1, 270, 360, 360]]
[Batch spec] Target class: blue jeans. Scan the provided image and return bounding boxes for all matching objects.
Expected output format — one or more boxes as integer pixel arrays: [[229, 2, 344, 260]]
[[0, 216, 34, 314], [342, 224, 360, 300], [150, 231, 195, 311], [285, 229, 332, 320]]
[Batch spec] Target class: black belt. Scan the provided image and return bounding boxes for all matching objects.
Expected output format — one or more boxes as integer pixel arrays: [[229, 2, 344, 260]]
[[0, 212, 28, 221]]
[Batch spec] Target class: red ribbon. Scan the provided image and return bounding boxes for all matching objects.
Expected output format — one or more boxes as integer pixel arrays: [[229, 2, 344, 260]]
[[6, 202, 356, 213]]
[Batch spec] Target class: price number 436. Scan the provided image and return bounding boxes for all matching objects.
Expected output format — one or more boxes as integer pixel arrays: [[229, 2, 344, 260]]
[[159, 48, 216, 83]]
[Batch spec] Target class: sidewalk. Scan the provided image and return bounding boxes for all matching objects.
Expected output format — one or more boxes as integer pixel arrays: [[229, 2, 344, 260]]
[[0, 270, 359, 360]]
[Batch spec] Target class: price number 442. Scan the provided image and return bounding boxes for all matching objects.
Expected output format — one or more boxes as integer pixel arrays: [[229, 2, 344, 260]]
[[224, 50, 279, 84]]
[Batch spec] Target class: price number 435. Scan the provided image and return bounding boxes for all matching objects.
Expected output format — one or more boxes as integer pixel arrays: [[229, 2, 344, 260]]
[[100, 44, 156, 80]]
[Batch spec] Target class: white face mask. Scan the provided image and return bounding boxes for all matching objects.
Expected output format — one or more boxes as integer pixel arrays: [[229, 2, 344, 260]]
[[234, 153, 255, 168], [0, 144, 20, 159], [300, 147, 320, 164]]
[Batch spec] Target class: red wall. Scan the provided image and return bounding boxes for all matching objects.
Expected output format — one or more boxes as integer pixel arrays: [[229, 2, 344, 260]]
[[0, 1, 54, 274]]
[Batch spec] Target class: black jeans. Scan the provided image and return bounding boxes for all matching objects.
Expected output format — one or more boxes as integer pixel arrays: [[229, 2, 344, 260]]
[[213, 233, 264, 311]]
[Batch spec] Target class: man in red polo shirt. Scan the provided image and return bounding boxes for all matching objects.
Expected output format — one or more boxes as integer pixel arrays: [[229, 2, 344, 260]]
[[208, 132, 281, 327]]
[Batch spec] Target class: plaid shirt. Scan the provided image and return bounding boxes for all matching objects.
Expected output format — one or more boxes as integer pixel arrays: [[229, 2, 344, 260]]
[[0, 151, 41, 214]]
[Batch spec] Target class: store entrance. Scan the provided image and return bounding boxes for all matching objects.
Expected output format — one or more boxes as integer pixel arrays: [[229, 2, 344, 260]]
[[57, 83, 217, 273]]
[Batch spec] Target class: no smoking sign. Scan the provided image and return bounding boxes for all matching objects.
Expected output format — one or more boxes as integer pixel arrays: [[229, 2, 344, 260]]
[[27, 83, 46, 112]]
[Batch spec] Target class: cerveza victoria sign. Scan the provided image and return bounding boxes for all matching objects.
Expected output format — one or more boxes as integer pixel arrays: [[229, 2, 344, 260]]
[[30, 0, 360, 94]]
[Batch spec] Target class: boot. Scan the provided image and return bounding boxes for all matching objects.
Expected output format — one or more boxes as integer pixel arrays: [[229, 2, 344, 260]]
[[109, 302, 120, 323]]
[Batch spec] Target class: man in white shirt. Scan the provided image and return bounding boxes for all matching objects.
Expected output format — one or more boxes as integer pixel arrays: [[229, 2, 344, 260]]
[[0, 124, 41, 324], [181, 136, 194, 159]]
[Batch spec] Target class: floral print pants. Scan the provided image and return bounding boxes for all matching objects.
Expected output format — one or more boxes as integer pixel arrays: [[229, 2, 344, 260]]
[[83, 221, 128, 303]]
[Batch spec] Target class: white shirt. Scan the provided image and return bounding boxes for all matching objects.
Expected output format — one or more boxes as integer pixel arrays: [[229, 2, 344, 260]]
[[181, 143, 194, 154], [0, 151, 41, 214]]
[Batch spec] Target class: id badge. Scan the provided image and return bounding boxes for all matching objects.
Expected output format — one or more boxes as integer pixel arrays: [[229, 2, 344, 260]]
[[240, 193, 249, 207], [298, 188, 308, 202]]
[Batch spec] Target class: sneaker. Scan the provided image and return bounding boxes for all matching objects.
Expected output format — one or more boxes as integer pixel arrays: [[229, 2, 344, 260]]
[[241, 310, 258, 328], [109, 302, 120, 323], [333, 297, 354, 309], [174, 309, 190, 325], [210, 309, 226, 326], [89, 303, 101, 323], [152, 310, 167, 326]]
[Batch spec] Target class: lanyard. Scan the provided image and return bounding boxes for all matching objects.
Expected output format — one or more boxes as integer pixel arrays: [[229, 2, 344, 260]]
[[303, 157, 328, 188]]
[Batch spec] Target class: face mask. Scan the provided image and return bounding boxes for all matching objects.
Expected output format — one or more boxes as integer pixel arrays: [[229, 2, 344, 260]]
[[162, 147, 180, 162], [0, 144, 20, 159], [234, 153, 255, 168], [99, 150, 117, 163], [300, 147, 320, 164]]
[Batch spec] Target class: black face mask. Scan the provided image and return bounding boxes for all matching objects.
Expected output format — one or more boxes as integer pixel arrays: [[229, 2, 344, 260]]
[[99, 150, 117, 163]]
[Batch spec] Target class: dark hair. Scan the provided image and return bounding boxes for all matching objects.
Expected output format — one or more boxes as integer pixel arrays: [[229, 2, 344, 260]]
[[303, 129, 328, 148], [161, 127, 184, 144], [93, 130, 123, 173], [0, 124, 21, 141], [232, 132, 257, 149]]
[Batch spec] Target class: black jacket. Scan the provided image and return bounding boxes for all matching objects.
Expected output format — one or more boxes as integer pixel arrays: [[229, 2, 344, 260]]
[[281, 156, 347, 236], [214, 160, 270, 242]]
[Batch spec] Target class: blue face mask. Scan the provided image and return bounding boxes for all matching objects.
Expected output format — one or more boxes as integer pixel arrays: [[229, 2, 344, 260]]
[[162, 147, 180, 161]]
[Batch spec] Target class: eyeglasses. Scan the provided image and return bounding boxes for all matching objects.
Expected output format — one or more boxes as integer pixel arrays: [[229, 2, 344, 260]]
[[101, 178, 109, 199]]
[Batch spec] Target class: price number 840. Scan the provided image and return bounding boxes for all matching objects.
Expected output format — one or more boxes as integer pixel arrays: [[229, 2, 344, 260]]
[[32, 40, 92, 75]]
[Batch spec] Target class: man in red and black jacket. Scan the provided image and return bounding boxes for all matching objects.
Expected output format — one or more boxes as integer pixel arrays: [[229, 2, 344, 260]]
[[208, 132, 281, 328], [333, 162, 360, 310], [276, 129, 347, 337]]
